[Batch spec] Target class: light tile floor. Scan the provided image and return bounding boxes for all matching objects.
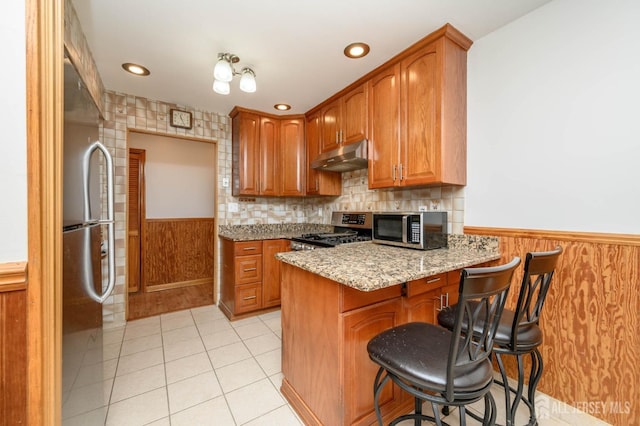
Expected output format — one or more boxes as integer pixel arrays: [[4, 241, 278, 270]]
[[62, 304, 610, 425]]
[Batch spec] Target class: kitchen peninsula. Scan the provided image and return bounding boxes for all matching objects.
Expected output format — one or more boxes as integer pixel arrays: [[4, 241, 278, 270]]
[[276, 236, 500, 425]]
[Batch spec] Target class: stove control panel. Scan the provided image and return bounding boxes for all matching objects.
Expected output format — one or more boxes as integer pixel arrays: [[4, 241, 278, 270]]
[[331, 211, 372, 229], [340, 213, 366, 225]]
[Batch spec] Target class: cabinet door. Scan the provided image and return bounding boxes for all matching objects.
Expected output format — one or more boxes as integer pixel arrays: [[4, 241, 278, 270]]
[[400, 44, 440, 186], [233, 112, 261, 196], [262, 239, 290, 308], [305, 113, 321, 195], [260, 116, 279, 196], [305, 113, 341, 196], [279, 118, 305, 196], [343, 298, 404, 425], [404, 288, 439, 324], [368, 64, 401, 189], [341, 83, 368, 145], [320, 100, 341, 153]]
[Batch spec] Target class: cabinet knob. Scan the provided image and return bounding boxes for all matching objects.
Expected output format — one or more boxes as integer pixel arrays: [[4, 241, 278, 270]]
[[243, 267, 257, 272], [399, 163, 404, 181], [243, 295, 257, 300]]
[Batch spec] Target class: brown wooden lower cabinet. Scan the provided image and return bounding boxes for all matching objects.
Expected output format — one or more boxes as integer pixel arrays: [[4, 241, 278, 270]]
[[219, 238, 290, 319], [280, 263, 464, 426]]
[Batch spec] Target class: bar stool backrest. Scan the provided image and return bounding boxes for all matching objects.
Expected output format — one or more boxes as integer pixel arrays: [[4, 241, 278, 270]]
[[510, 246, 563, 349], [446, 256, 521, 401]]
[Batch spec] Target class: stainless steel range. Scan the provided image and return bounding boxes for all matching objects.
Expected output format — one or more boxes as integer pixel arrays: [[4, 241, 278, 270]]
[[290, 212, 372, 250]]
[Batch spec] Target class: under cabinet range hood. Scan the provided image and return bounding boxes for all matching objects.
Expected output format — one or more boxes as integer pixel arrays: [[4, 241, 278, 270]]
[[311, 139, 368, 172]]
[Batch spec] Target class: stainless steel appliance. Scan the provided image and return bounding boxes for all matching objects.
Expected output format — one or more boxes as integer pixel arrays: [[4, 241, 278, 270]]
[[61, 56, 115, 421], [372, 211, 448, 250], [310, 139, 368, 172], [290, 212, 372, 250]]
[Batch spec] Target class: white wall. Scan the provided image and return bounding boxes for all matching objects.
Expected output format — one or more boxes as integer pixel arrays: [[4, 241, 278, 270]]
[[466, 0, 640, 234], [0, 1, 27, 261], [129, 133, 216, 218]]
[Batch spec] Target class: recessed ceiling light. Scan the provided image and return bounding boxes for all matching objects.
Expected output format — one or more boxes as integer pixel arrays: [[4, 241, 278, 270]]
[[343, 42, 370, 59], [122, 63, 150, 76], [274, 104, 291, 111]]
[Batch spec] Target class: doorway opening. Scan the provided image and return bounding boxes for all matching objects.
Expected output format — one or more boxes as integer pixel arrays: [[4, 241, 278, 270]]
[[126, 131, 217, 320]]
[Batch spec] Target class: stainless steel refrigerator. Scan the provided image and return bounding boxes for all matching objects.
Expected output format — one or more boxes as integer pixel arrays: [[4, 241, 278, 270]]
[[61, 56, 116, 422]]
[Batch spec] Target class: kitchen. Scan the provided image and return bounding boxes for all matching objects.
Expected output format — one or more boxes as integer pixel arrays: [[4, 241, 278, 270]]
[[2, 0, 639, 425]]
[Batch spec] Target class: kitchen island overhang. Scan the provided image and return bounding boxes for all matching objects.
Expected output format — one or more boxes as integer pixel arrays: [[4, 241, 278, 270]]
[[276, 235, 501, 425]]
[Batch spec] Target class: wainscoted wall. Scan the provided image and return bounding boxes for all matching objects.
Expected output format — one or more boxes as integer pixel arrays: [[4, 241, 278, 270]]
[[0, 262, 27, 425], [465, 227, 639, 425], [143, 218, 215, 291]]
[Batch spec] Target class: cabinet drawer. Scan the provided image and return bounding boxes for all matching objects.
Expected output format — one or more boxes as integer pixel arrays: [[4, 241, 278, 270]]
[[234, 255, 263, 285], [405, 273, 447, 298], [234, 241, 263, 256], [235, 283, 262, 314]]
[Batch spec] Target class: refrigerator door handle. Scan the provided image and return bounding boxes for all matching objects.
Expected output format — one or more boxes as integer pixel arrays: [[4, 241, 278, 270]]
[[83, 141, 116, 303]]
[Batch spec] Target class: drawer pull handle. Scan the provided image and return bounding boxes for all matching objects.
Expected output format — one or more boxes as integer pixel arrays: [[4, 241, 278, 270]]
[[243, 247, 257, 251], [243, 296, 257, 300], [243, 267, 257, 272], [426, 277, 441, 284]]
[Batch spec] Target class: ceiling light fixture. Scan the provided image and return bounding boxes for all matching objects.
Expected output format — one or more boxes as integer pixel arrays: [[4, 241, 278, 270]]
[[274, 104, 291, 111], [343, 42, 370, 59], [212, 53, 256, 95], [122, 62, 150, 76]]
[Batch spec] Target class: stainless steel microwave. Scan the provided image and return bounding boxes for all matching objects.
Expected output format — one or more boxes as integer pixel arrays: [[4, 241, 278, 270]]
[[372, 212, 448, 250]]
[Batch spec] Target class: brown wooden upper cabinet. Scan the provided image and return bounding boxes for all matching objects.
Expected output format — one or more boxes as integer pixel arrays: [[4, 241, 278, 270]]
[[319, 83, 368, 153], [368, 24, 472, 189], [306, 111, 342, 196], [230, 107, 305, 197]]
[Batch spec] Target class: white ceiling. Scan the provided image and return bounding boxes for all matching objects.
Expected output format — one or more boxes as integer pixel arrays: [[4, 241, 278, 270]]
[[72, 0, 552, 116]]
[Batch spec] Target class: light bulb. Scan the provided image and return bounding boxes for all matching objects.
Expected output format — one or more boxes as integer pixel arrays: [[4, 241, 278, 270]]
[[239, 68, 256, 93], [213, 79, 230, 95], [213, 57, 233, 82]]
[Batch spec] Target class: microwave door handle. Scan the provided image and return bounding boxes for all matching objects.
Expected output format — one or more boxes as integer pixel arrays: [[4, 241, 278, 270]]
[[402, 216, 408, 243]]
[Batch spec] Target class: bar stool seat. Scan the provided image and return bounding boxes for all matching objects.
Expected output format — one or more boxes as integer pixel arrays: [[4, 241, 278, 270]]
[[368, 322, 495, 394], [438, 303, 543, 351]]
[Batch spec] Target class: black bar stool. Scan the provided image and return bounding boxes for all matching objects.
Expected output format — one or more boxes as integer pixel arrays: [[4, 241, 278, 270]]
[[367, 257, 521, 425], [438, 246, 563, 426]]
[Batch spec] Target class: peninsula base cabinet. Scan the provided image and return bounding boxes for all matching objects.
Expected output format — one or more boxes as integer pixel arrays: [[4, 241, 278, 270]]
[[219, 239, 290, 320], [280, 263, 465, 426]]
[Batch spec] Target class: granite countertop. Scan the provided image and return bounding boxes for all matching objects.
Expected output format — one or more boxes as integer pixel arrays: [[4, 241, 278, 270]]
[[218, 223, 333, 241], [275, 235, 501, 292]]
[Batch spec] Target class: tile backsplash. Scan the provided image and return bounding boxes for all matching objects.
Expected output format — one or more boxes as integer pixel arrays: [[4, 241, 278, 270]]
[[222, 169, 464, 234]]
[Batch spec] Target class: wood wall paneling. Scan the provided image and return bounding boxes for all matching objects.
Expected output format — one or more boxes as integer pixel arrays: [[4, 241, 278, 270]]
[[0, 263, 28, 425], [143, 218, 215, 290], [465, 227, 640, 426]]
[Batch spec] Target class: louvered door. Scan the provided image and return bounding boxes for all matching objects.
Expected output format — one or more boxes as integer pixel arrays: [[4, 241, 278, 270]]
[[128, 148, 145, 293]]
